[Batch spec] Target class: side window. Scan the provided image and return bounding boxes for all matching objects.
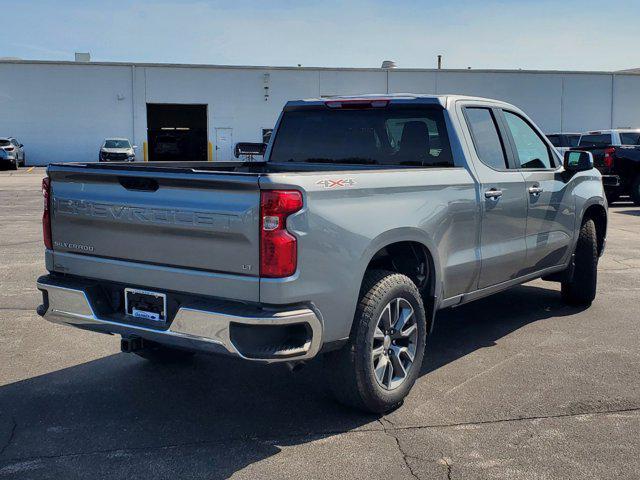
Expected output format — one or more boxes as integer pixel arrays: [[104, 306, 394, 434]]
[[465, 108, 508, 170], [503, 111, 553, 169]]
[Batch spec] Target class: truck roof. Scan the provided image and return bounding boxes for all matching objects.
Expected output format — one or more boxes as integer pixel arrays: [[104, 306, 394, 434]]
[[286, 93, 511, 109], [584, 129, 640, 135]]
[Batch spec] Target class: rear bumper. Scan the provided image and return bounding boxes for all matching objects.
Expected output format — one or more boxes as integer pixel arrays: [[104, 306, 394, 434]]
[[36, 275, 322, 363]]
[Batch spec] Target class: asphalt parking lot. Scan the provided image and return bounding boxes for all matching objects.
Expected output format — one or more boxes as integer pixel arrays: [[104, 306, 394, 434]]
[[1, 167, 639, 479]]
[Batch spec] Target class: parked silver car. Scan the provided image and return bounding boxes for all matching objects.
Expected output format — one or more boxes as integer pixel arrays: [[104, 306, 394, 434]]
[[0, 137, 26, 169], [99, 138, 136, 162]]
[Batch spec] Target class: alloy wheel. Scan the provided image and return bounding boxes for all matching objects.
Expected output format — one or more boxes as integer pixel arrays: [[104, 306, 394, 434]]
[[371, 297, 418, 390]]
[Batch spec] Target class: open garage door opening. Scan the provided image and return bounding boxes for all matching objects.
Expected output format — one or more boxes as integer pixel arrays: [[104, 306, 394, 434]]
[[147, 104, 208, 162]]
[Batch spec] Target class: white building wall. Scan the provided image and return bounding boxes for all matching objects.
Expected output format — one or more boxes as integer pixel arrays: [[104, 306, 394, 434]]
[[434, 71, 564, 133], [612, 74, 640, 129], [1, 60, 640, 166], [0, 63, 133, 165], [143, 66, 320, 159], [561, 74, 613, 133]]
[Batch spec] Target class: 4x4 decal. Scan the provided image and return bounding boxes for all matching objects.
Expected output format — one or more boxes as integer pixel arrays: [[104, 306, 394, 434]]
[[316, 178, 356, 188]]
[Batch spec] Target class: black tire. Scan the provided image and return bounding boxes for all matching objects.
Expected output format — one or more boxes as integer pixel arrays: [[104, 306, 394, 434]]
[[561, 219, 598, 306], [325, 270, 427, 413], [631, 174, 640, 206], [134, 341, 195, 363]]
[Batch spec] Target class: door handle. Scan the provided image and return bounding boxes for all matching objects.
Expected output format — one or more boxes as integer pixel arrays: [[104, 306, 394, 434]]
[[484, 188, 503, 199], [528, 186, 544, 195]]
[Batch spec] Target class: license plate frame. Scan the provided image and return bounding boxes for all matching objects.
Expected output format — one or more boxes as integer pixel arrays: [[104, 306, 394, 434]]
[[124, 288, 167, 323]]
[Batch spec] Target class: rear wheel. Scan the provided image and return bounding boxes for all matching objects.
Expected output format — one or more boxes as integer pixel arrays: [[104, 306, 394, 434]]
[[631, 174, 640, 206], [561, 219, 598, 306], [325, 270, 427, 413], [134, 341, 195, 363]]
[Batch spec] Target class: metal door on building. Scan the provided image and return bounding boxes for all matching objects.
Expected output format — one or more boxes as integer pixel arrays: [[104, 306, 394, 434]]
[[215, 128, 233, 162]]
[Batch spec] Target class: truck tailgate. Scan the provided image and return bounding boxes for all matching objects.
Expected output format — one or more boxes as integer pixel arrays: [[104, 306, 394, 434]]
[[48, 165, 260, 277]]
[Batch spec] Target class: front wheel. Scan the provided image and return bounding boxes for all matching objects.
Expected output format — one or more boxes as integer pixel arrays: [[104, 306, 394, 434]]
[[325, 270, 427, 413], [561, 219, 598, 306]]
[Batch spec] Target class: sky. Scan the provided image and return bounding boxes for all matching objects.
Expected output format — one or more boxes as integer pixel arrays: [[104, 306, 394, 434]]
[[1, 0, 639, 71]]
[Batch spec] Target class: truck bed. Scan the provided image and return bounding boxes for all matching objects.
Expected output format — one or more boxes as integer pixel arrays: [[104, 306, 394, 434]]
[[46, 160, 400, 295]]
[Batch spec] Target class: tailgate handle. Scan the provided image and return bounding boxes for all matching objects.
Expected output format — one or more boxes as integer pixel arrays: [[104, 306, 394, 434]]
[[118, 177, 159, 192]]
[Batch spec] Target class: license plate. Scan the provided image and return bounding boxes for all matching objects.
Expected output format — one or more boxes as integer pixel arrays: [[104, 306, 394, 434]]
[[124, 288, 167, 322]]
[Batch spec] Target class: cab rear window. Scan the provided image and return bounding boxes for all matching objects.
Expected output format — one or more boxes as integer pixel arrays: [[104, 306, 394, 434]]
[[269, 106, 454, 167], [579, 134, 612, 147], [546, 135, 562, 147]]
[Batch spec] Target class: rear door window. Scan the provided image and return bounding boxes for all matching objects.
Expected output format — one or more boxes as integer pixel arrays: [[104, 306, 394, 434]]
[[464, 108, 509, 170], [503, 111, 554, 169], [269, 106, 454, 167]]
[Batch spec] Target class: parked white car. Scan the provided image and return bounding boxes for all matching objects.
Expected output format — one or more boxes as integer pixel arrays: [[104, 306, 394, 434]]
[[546, 133, 581, 156], [99, 138, 137, 162], [0, 137, 26, 169]]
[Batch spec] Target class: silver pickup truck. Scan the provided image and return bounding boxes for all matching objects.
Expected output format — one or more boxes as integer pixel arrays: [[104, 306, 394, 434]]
[[37, 94, 607, 413]]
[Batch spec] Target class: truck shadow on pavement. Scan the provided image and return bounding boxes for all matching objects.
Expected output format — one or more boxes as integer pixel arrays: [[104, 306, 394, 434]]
[[0, 283, 587, 479]]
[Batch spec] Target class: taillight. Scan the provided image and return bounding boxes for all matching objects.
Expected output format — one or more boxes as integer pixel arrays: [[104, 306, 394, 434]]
[[260, 190, 303, 278], [42, 177, 53, 249], [4, 146, 14, 152], [603, 147, 615, 168]]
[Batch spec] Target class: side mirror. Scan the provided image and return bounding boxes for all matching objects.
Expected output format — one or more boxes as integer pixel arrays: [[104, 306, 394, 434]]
[[564, 150, 593, 172], [234, 142, 267, 158], [19, 144, 24, 148]]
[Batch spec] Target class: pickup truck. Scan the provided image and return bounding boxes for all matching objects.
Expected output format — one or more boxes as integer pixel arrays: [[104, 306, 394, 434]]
[[36, 94, 607, 413], [574, 129, 640, 204]]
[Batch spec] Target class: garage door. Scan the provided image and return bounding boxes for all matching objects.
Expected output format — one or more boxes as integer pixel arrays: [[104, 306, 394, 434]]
[[147, 104, 207, 162]]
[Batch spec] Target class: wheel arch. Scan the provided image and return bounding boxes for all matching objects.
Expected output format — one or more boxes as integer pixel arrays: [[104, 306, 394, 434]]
[[358, 229, 441, 332], [582, 203, 607, 256]]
